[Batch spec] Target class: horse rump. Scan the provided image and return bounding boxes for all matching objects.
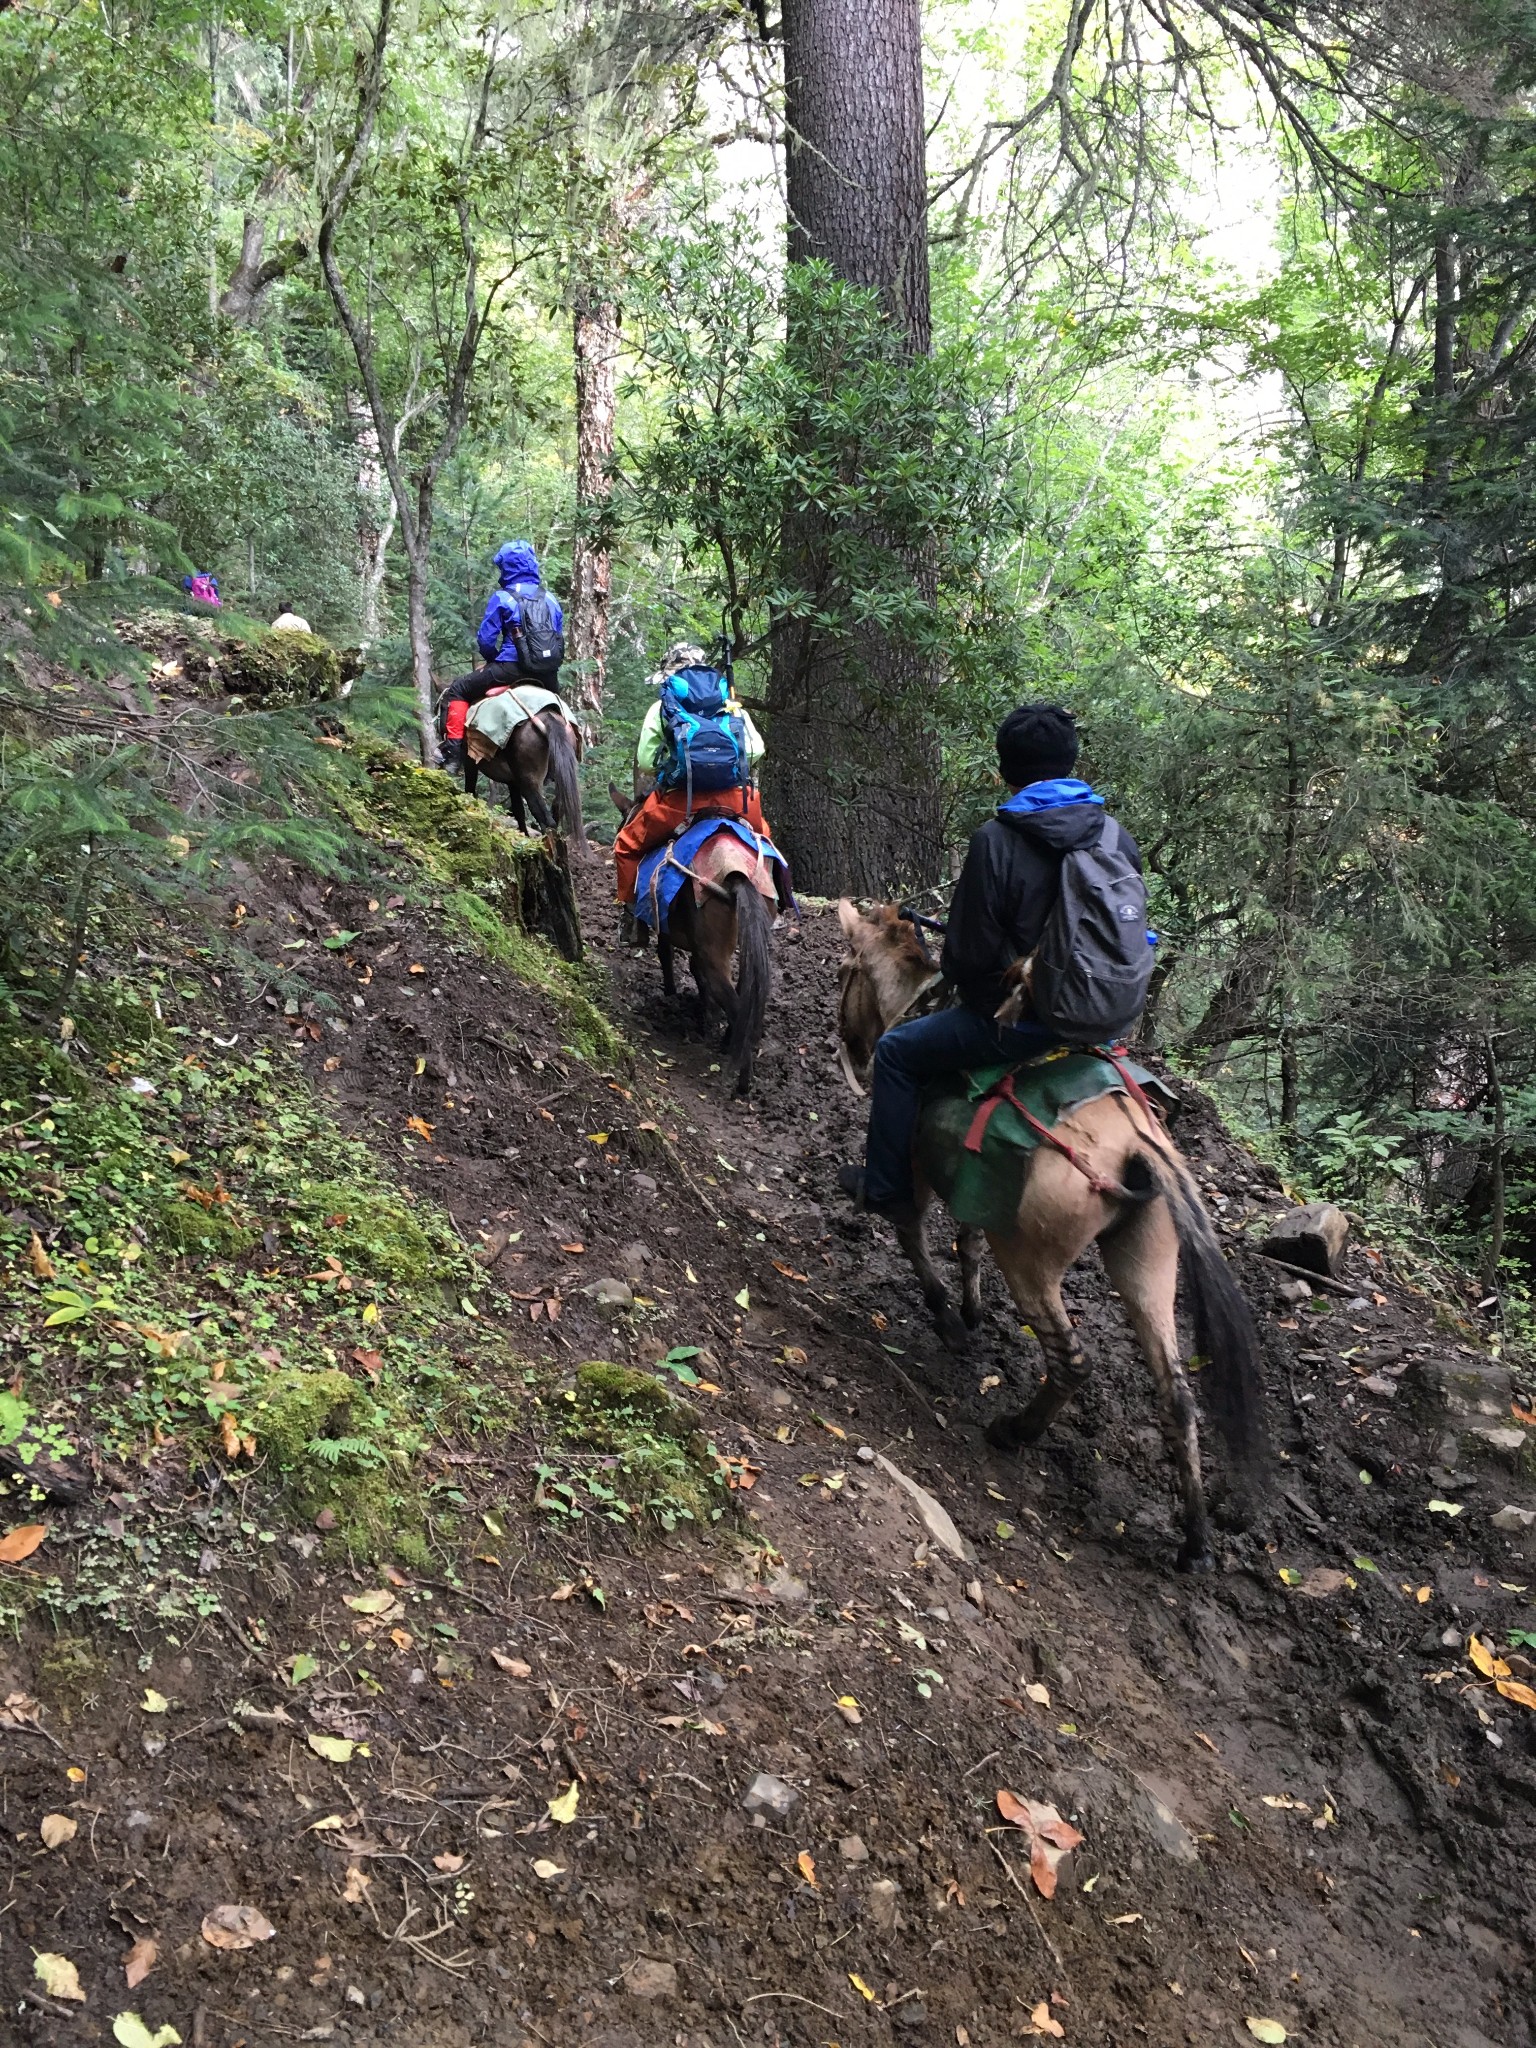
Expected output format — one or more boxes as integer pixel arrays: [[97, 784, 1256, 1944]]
[[545, 717, 587, 860]]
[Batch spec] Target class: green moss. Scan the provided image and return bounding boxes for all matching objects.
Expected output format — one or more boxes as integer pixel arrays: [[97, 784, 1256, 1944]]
[[115, 611, 352, 706], [292, 1180, 460, 1286], [253, 1366, 359, 1465], [248, 1365, 426, 1559], [151, 1197, 259, 1259], [553, 1361, 722, 1530]]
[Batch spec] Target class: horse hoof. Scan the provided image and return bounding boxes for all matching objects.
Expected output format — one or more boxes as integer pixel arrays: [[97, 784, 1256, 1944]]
[[1176, 1545, 1216, 1575], [984, 1412, 1032, 1453], [934, 1310, 970, 1355]]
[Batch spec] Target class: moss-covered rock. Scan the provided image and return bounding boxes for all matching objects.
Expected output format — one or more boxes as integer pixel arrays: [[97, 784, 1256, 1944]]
[[115, 610, 358, 706], [291, 1180, 459, 1287], [554, 1361, 720, 1530], [151, 1197, 260, 1259]]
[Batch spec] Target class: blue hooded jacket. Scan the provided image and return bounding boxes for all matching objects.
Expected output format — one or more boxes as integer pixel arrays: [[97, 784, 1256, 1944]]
[[476, 541, 562, 664]]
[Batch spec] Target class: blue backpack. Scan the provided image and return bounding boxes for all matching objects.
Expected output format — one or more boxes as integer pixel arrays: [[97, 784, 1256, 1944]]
[[655, 668, 748, 800]]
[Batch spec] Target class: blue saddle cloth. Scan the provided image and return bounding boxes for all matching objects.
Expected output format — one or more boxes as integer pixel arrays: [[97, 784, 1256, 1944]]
[[634, 815, 786, 929]]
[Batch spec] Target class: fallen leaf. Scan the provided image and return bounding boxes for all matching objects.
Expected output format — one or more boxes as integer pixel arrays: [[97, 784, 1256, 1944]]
[[0, 1523, 48, 1563], [122, 1937, 158, 1989], [343, 1588, 396, 1616], [350, 1347, 383, 1377], [200, 1904, 276, 1951], [796, 1850, 817, 1888], [1024, 1682, 1051, 1707], [1496, 1678, 1536, 1711], [491, 1650, 532, 1677], [432, 1851, 465, 1873], [27, 1230, 55, 1279], [113, 2015, 182, 2048], [532, 1858, 565, 1880], [140, 1689, 169, 1714], [341, 1865, 370, 1903], [1027, 2000, 1066, 2037], [1469, 1635, 1512, 1680], [996, 1790, 1085, 1898], [307, 1733, 355, 1764], [547, 1780, 580, 1824], [1427, 1498, 1464, 1516], [849, 1973, 877, 2001], [287, 1652, 320, 1686], [308, 1815, 348, 1832], [734, 1286, 750, 1309], [1245, 2023, 1287, 2045], [835, 1695, 863, 1726], [40, 1812, 77, 1849], [1107, 1911, 1143, 1925], [405, 1115, 434, 1140], [35, 1952, 86, 2000]]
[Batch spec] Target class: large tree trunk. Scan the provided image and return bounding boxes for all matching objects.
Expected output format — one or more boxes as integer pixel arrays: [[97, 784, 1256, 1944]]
[[764, 0, 943, 897], [568, 294, 619, 718], [349, 390, 395, 645]]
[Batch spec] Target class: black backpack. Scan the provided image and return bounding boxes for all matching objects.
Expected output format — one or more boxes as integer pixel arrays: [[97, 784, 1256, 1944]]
[[514, 588, 564, 678], [1029, 818, 1153, 1045]]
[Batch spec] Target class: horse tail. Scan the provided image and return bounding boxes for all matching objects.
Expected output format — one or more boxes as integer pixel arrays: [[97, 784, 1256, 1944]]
[[1142, 1150, 1270, 1493], [545, 717, 587, 861], [725, 874, 773, 1095]]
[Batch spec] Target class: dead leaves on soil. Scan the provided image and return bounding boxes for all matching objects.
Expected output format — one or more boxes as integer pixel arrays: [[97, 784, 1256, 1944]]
[[122, 1937, 158, 1989], [996, 1790, 1084, 1898], [0, 1523, 48, 1563], [39, 1812, 77, 1849], [1469, 1633, 1536, 1712], [200, 1903, 276, 1951]]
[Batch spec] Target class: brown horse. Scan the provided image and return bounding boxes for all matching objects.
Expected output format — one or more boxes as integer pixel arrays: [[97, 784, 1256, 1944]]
[[610, 786, 775, 1096], [465, 712, 587, 859], [835, 899, 1268, 1571]]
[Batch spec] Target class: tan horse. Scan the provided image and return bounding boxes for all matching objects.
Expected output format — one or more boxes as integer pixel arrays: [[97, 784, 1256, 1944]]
[[836, 899, 1268, 1571]]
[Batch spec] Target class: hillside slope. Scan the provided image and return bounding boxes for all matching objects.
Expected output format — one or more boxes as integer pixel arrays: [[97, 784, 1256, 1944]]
[[0, 700, 1533, 2048]]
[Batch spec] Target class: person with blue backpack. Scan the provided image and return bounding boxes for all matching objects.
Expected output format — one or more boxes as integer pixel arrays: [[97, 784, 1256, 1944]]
[[613, 641, 777, 908], [437, 541, 564, 769]]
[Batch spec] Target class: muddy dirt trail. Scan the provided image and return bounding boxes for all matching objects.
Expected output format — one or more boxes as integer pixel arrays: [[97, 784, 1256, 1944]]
[[3, 821, 1534, 2048]]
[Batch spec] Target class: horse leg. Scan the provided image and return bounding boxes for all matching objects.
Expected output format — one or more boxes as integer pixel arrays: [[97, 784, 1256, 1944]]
[[983, 1155, 1104, 1451], [957, 1226, 986, 1328], [1098, 1198, 1215, 1573], [657, 917, 678, 1002], [464, 757, 479, 800], [692, 900, 739, 1045], [893, 1183, 970, 1355], [526, 780, 555, 832]]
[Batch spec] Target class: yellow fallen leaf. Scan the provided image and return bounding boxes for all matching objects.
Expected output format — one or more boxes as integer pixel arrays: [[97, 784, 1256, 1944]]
[[796, 1850, 817, 1888], [1496, 1678, 1536, 1711], [1024, 1682, 1051, 1707], [27, 1231, 55, 1279], [835, 1695, 863, 1726], [34, 1952, 85, 2001], [307, 1733, 354, 1763], [849, 1973, 876, 2001], [40, 1812, 77, 1849], [547, 1780, 580, 1824], [140, 1689, 169, 1714], [1246, 2022, 1287, 2045], [1468, 1635, 1511, 1680], [405, 1115, 434, 1140], [1028, 2002, 1065, 2038], [341, 1866, 370, 1903]]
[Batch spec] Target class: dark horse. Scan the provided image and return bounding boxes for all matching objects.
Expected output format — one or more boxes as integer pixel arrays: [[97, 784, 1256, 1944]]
[[463, 704, 587, 860], [609, 785, 774, 1096], [835, 899, 1269, 1571]]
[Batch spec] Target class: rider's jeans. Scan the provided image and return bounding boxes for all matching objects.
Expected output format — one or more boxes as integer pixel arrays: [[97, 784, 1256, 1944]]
[[864, 1006, 1056, 1209]]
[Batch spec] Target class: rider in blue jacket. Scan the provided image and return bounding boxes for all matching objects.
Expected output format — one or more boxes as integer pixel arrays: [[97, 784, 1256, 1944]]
[[439, 542, 563, 769]]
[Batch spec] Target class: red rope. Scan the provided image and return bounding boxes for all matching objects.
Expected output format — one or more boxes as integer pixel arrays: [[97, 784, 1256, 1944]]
[[962, 1066, 1140, 1202]]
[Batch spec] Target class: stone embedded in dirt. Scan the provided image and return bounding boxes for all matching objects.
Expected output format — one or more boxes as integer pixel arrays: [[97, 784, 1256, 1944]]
[[875, 1453, 973, 1562], [1491, 1505, 1536, 1533], [1132, 1782, 1199, 1864], [1417, 1355, 1512, 1424], [1274, 1277, 1314, 1307], [616, 1240, 652, 1281], [630, 1172, 658, 1196], [892, 2000, 928, 2030], [742, 1771, 799, 1818], [839, 1835, 869, 1863], [582, 1276, 634, 1313], [766, 1568, 810, 1606], [624, 1957, 677, 1999], [1258, 1201, 1350, 1277], [1359, 1374, 1398, 1398], [856, 1444, 876, 1462], [314, 1507, 337, 1532], [867, 1877, 901, 1931]]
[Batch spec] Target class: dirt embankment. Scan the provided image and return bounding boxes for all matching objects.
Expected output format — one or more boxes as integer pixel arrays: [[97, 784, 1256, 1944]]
[[1, 802, 1533, 2048]]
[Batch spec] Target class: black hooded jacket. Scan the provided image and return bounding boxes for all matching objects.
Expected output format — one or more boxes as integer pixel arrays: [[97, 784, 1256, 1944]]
[[941, 799, 1142, 1016]]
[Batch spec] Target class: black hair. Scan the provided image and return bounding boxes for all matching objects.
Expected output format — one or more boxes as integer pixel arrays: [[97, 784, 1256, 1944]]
[[996, 704, 1079, 786], [277, 600, 292, 613]]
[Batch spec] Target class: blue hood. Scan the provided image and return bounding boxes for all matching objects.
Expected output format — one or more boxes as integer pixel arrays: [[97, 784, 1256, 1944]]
[[494, 541, 541, 588], [999, 777, 1105, 816]]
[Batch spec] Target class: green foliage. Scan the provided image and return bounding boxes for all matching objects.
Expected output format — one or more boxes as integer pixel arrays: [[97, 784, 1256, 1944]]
[[538, 1361, 722, 1532]]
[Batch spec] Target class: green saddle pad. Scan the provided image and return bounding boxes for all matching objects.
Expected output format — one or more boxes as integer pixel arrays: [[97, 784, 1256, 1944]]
[[916, 1049, 1166, 1234]]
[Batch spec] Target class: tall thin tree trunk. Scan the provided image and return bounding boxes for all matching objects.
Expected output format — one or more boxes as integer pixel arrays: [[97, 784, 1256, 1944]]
[[405, 530, 437, 766], [569, 293, 619, 718], [765, 0, 943, 896], [349, 390, 394, 645]]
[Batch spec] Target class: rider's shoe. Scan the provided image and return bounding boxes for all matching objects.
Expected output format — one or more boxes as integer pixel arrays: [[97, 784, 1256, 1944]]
[[618, 906, 647, 949], [836, 1164, 918, 1228]]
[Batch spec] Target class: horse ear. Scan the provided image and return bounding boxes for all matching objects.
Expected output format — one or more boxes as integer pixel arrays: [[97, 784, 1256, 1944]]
[[836, 897, 867, 945]]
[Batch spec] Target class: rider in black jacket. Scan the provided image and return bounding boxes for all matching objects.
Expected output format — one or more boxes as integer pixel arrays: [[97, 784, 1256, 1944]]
[[840, 704, 1140, 1224]]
